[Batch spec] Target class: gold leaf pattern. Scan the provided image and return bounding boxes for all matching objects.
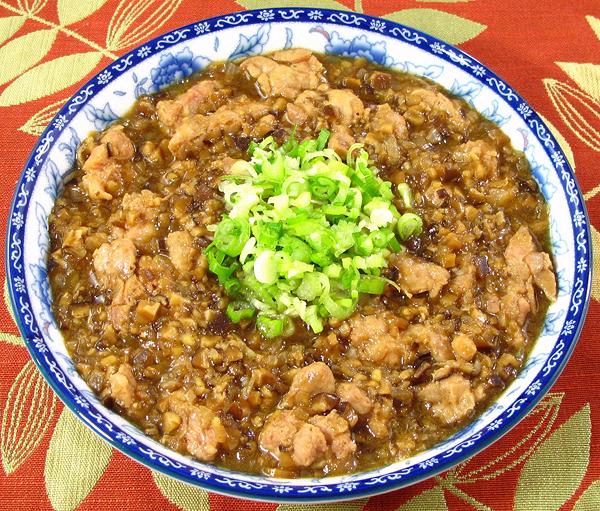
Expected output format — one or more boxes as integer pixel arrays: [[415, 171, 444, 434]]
[[57, 0, 110, 27], [153, 472, 210, 510], [19, 97, 66, 136], [514, 404, 591, 511], [0, 15, 25, 45], [586, 15, 600, 41], [396, 487, 447, 510], [2, 279, 24, 347], [105, 0, 183, 51], [45, 409, 113, 511], [589, 225, 600, 302], [0, 51, 103, 107], [539, 114, 576, 170], [277, 498, 369, 511], [573, 480, 600, 511], [1, 360, 56, 474], [544, 78, 600, 152], [0, 28, 58, 88], [16, 0, 48, 15], [557, 62, 600, 102], [384, 9, 486, 45], [236, 0, 349, 9]]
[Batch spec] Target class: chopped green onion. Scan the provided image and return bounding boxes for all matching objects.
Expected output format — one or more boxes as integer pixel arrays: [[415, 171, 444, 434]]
[[205, 129, 422, 336], [397, 212, 423, 240]]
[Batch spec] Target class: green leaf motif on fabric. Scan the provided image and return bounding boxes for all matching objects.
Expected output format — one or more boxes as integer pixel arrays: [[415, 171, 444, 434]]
[[1, 360, 56, 474], [57, 0, 110, 26], [384, 9, 486, 45], [539, 114, 576, 170], [45, 409, 113, 511], [0, 51, 103, 107], [396, 487, 447, 510], [573, 480, 600, 511], [106, 0, 184, 51], [0, 15, 25, 46], [236, 0, 349, 10], [278, 498, 369, 511], [586, 15, 600, 41], [153, 472, 210, 511], [557, 62, 600, 102], [0, 28, 58, 88], [514, 403, 591, 511], [19, 97, 66, 136]]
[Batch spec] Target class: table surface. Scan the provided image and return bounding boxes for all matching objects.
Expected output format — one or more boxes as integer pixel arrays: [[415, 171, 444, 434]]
[[1, 1, 599, 510]]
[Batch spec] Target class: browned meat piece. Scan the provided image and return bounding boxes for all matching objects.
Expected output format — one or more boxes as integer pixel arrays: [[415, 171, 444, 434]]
[[167, 390, 228, 461], [81, 144, 123, 200], [285, 90, 323, 126], [166, 231, 197, 274], [336, 382, 372, 414], [325, 89, 364, 125], [362, 104, 408, 166], [168, 97, 272, 158], [392, 252, 450, 298], [109, 275, 145, 329], [285, 362, 335, 406], [451, 334, 477, 361], [418, 374, 475, 425], [454, 140, 498, 180], [157, 80, 229, 129], [259, 410, 303, 462], [401, 323, 454, 363], [406, 88, 467, 132], [240, 50, 324, 100], [450, 259, 477, 304], [328, 125, 355, 158], [292, 423, 328, 467], [524, 251, 557, 301], [109, 363, 136, 408], [101, 125, 135, 160], [348, 313, 413, 367], [119, 190, 163, 244], [309, 410, 356, 460], [369, 71, 392, 90], [93, 238, 137, 288]]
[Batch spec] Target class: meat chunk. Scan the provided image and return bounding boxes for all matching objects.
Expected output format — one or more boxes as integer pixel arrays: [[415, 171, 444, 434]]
[[336, 382, 372, 415], [286, 90, 323, 127], [328, 125, 355, 158], [309, 410, 356, 460], [109, 275, 146, 329], [454, 140, 498, 180], [452, 334, 477, 361], [119, 190, 163, 244], [362, 104, 408, 166], [285, 362, 335, 406], [240, 50, 324, 100], [168, 97, 272, 159], [406, 88, 466, 132], [292, 423, 328, 467], [259, 410, 303, 462], [401, 323, 454, 363], [101, 125, 135, 160], [167, 390, 228, 461], [81, 144, 122, 200], [93, 238, 137, 288], [450, 259, 477, 304], [157, 80, 229, 129], [325, 89, 364, 125], [166, 230, 197, 273], [418, 374, 475, 425], [392, 252, 450, 298], [349, 313, 413, 367], [109, 364, 136, 408]]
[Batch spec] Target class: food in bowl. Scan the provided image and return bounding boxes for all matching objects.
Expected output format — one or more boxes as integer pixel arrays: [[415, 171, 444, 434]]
[[48, 48, 556, 477]]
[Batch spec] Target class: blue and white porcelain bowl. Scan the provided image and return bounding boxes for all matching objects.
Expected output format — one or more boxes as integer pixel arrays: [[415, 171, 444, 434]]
[[6, 8, 592, 503]]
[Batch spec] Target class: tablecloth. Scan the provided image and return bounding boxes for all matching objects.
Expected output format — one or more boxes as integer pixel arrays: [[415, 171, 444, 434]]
[[1, 0, 599, 509]]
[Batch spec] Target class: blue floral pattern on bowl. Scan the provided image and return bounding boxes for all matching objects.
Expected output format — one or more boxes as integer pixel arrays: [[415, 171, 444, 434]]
[[6, 8, 592, 503]]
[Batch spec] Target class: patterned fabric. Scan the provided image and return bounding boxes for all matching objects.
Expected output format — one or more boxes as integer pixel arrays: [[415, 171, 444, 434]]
[[0, 1, 598, 509]]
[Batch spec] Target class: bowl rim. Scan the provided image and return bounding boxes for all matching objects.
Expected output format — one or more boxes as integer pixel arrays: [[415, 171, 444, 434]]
[[5, 7, 593, 503]]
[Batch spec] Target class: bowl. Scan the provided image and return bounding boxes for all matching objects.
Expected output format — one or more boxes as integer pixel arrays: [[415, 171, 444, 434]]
[[6, 7, 592, 503]]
